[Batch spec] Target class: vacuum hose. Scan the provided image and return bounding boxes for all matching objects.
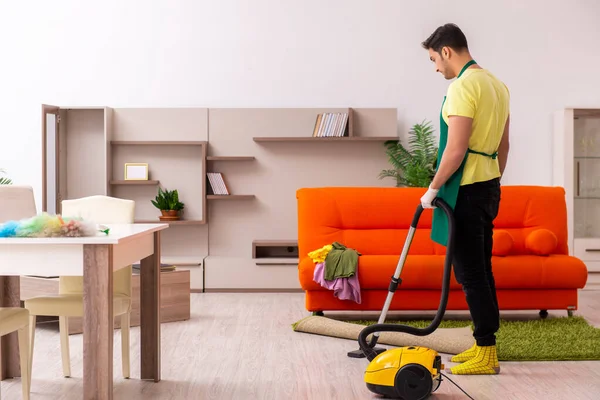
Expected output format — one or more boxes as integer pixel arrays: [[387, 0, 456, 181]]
[[357, 197, 456, 361]]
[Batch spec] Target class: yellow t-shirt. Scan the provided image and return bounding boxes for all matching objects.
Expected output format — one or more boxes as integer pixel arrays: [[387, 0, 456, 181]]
[[442, 68, 510, 185]]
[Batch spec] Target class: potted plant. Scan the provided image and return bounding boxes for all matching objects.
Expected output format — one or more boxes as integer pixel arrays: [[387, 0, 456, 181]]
[[0, 168, 12, 185], [151, 187, 185, 221], [378, 120, 438, 187]]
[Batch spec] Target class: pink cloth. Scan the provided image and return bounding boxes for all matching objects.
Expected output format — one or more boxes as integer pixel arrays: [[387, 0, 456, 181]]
[[313, 261, 361, 303]]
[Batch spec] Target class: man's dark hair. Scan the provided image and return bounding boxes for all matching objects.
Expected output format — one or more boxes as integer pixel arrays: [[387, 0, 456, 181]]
[[422, 23, 469, 53]]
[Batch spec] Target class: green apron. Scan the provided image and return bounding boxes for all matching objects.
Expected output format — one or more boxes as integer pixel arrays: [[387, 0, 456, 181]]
[[430, 60, 498, 246]]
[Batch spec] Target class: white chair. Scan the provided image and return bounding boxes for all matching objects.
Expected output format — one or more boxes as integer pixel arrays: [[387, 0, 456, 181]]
[[0, 308, 31, 399], [0, 185, 37, 222], [24, 195, 135, 379], [0, 185, 35, 399]]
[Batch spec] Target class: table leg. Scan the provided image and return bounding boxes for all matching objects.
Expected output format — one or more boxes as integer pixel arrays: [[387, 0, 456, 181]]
[[83, 244, 114, 400], [0, 276, 21, 380], [140, 231, 161, 381]]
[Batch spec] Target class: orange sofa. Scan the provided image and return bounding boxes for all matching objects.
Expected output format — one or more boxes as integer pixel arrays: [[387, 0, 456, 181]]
[[296, 185, 588, 317]]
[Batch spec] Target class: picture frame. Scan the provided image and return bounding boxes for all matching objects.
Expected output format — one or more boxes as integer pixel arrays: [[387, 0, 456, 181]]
[[124, 163, 149, 180]]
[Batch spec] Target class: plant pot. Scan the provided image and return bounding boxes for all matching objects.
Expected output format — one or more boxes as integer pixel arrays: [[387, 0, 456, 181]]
[[159, 209, 180, 221]]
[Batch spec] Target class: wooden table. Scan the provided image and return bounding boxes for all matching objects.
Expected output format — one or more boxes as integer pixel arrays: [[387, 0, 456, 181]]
[[0, 223, 168, 399]]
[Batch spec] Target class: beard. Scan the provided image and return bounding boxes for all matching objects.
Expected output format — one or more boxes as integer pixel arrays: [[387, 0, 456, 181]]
[[440, 61, 453, 79]]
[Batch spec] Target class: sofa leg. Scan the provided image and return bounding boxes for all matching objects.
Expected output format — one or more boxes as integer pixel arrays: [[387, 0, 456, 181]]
[[312, 311, 324, 317], [567, 310, 574, 317], [539, 310, 548, 319]]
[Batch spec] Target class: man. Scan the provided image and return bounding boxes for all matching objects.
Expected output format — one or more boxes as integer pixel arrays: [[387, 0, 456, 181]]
[[419, 23, 510, 375]]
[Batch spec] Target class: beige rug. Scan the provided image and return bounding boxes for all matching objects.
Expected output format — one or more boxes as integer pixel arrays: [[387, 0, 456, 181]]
[[292, 316, 474, 355]]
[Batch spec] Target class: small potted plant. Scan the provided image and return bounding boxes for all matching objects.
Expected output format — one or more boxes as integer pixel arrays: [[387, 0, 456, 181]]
[[151, 187, 185, 221], [0, 168, 12, 185]]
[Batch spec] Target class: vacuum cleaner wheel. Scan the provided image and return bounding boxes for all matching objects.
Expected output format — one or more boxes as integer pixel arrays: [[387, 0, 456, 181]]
[[394, 364, 433, 400]]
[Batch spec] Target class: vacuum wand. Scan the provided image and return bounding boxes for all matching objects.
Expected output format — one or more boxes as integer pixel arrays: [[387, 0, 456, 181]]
[[349, 197, 455, 361], [376, 206, 422, 332]]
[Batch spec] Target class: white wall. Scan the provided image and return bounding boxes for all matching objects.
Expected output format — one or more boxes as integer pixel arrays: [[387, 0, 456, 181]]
[[1, 0, 599, 210]]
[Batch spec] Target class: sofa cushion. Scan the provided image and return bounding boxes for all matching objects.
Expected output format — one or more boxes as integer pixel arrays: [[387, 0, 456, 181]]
[[490, 255, 588, 288], [298, 253, 588, 291], [296, 187, 439, 257], [355, 255, 460, 290], [296, 186, 572, 259], [298, 255, 458, 291], [525, 228, 558, 255], [492, 230, 513, 256]]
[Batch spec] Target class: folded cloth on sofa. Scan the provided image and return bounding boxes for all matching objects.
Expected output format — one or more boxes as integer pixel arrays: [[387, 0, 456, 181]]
[[324, 242, 361, 280], [313, 261, 361, 303], [307, 244, 333, 263]]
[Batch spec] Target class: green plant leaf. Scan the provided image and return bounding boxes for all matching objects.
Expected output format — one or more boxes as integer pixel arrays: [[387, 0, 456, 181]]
[[0, 168, 12, 185], [151, 187, 185, 211], [378, 120, 438, 187]]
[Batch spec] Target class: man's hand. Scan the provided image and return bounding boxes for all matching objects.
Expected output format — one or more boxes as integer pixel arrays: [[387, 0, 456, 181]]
[[430, 115, 472, 190], [420, 185, 439, 208]]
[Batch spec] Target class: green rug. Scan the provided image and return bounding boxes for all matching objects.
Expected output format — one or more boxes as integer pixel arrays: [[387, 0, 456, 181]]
[[293, 316, 600, 362]]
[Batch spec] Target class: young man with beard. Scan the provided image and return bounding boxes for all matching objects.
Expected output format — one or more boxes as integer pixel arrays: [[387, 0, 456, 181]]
[[419, 23, 511, 375]]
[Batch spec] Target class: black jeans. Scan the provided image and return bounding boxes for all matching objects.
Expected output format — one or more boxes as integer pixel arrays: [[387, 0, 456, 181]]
[[452, 177, 501, 346]]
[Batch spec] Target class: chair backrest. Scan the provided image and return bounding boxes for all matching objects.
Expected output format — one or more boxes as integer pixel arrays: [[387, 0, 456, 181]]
[[0, 185, 37, 223], [60, 195, 136, 296], [61, 195, 135, 224]]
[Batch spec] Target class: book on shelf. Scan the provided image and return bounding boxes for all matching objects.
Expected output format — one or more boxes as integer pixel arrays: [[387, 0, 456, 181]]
[[312, 112, 349, 137], [206, 172, 230, 195]]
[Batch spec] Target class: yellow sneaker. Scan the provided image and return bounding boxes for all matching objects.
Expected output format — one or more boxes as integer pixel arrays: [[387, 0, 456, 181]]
[[447, 345, 500, 375], [451, 343, 478, 363]]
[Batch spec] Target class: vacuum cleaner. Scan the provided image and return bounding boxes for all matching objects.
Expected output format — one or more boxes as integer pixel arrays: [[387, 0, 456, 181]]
[[349, 197, 456, 400]]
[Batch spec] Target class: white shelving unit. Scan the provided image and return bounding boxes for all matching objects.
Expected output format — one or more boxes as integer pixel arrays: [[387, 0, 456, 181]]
[[41, 105, 398, 291], [554, 108, 600, 289]]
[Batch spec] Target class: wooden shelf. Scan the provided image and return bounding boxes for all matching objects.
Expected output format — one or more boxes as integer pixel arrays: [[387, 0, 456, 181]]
[[161, 256, 204, 266], [135, 219, 206, 225], [110, 180, 159, 185], [207, 156, 255, 161], [252, 136, 398, 142], [252, 240, 298, 259], [253, 240, 298, 247], [111, 141, 207, 145], [574, 109, 600, 118], [207, 195, 255, 200], [254, 258, 299, 266]]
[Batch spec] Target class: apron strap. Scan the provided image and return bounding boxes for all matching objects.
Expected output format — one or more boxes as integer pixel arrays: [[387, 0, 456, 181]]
[[467, 148, 498, 159], [458, 60, 477, 78], [457, 61, 499, 161]]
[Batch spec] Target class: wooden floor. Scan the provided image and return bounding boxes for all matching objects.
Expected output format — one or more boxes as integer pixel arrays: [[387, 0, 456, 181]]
[[2, 290, 600, 399]]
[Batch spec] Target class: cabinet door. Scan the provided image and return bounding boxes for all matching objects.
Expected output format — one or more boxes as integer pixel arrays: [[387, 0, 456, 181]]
[[554, 109, 576, 252], [574, 112, 600, 239], [42, 104, 60, 214]]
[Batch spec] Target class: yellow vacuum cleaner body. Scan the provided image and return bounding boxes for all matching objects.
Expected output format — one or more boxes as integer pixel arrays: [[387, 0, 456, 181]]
[[364, 346, 443, 400]]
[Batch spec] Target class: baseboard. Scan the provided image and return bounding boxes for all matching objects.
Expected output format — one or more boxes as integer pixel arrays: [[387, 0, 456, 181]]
[[583, 283, 600, 290], [583, 273, 600, 290]]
